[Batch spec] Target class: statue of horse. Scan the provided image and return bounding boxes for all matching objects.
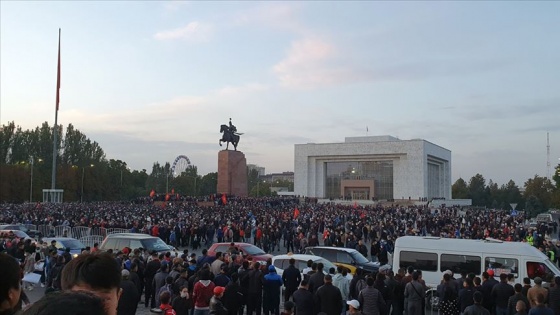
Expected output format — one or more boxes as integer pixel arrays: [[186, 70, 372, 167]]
[[219, 124, 240, 151]]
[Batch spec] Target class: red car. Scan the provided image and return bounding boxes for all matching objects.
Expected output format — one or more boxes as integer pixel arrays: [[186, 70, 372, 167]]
[[207, 242, 272, 262]]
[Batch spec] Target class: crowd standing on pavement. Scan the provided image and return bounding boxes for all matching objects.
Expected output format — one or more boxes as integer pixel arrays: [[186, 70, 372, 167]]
[[1, 196, 560, 315]]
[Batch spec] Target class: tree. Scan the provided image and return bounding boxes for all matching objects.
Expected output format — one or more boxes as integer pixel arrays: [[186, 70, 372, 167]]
[[523, 175, 554, 211], [198, 172, 218, 196], [468, 174, 487, 206], [452, 178, 469, 199]]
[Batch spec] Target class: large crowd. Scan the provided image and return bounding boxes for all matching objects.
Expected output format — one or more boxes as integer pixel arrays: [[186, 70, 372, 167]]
[[1, 197, 560, 315]]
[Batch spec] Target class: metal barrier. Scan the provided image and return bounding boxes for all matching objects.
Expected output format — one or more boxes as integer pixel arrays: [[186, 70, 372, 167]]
[[22, 224, 37, 231], [79, 235, 104, 248], [72, 226, 91, 240], [37, 225, 54, 237], [105, 228, 128, 235], [90, 227, 106, 237]]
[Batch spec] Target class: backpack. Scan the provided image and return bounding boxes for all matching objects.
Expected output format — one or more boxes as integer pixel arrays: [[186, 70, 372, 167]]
[[354, 279, 367, 298]]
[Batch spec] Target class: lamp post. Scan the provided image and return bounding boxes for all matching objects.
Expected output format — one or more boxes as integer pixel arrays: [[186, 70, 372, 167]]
[[29, 157, 43, 202], [80, 164, 94, 203]]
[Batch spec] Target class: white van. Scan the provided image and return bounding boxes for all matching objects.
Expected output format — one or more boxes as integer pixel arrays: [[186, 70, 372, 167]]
[[393, 236, 560, 309]]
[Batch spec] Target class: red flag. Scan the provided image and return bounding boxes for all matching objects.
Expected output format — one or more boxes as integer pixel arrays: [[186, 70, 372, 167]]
[[360, 211, 366, 219], [353, 201, 358, 209], [165, 193, 170, 201], [149, 189, 155, 198], [171, 188, 175, 195], [221, 194, 227, 205], [56, 28, 61, 111], [293, 207, 300, 219]]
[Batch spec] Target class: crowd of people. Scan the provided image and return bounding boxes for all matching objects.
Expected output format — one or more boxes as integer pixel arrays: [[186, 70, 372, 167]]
[[1, 197, 560, 315]]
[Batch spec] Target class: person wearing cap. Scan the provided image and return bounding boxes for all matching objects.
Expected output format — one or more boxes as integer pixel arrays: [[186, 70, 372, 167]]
[[210, 286, 228, 315], [263, 265, 283, 315], [316, 274, 343, 315], [463, 291, 491, 315], [347, 300, 363, 315], [527, 277, 548, 308], [117, 269, 140, 315]]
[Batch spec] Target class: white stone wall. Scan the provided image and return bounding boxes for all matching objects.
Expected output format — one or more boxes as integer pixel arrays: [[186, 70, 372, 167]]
[[294, 138, 451, 199]]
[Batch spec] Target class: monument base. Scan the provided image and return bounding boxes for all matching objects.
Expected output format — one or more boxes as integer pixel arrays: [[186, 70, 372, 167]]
[[217, 150, 248, 197]]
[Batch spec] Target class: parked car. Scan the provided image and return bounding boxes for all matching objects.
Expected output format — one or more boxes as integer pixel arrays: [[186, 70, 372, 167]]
[[99, 233, 177, 256], [0, 229, 33, 240], [207, 242, 272, 262], [304, 246, 379, 275], [42, 237, 87, 258], [272, 253, 352, 280], [0, 224, 42, 239]]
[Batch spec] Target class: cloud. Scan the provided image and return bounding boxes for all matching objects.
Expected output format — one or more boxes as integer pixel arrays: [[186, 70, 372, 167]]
[[216, 83, 268, 97], [154, 21, 212, 41], [273, 38, 337, 88], [232, 3, 304, 33]]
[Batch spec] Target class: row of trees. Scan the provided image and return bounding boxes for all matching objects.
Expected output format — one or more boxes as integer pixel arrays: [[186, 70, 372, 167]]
[[452, 169, 560, 217], [0, 121, 293, 202]]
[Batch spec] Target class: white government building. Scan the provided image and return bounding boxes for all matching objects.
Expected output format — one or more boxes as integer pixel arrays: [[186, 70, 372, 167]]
[[294, 136, 451, 200]]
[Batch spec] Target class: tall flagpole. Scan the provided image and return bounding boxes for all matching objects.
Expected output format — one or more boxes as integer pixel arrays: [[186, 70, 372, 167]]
[[51, 28, 61, 190]]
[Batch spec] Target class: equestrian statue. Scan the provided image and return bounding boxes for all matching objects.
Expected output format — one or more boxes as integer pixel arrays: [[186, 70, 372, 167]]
[[219, 118, 242, 151]]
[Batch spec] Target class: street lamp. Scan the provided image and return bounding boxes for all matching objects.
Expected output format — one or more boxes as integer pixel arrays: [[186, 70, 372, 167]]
[[79, 164, 95, 203], [29, 157, 43, 202]]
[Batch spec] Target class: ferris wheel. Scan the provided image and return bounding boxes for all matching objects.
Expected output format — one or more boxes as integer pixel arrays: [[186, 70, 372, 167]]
[[171, 155, 191, 177]]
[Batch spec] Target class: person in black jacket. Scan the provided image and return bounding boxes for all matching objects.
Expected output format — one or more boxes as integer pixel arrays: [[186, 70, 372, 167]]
[[508, 284, 530, 315], [315, 274, 343, 315], [223, 273, 244, 315], [481, 271, 498, 313], [144, 252, 161, 308], [459, 278, 476, 313], [292, 280, 314, 315], [308, 263, 324, 293], [172, 286, 192, 315], [117, 270, 140, 315], [491, 273, 515, 315], [247, 262, 264, 315], [282, 258, 301, 302]]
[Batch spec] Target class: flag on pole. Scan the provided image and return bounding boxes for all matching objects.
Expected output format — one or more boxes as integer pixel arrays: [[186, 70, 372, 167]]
[[353, 201, 358, 209], [56, 28, 61, 111], [165, 193, 170, 201], [293, 207, 300, 219], [171, 188, 175, 195], [221, 194, 227, 205], [149, 189, 155, 198]]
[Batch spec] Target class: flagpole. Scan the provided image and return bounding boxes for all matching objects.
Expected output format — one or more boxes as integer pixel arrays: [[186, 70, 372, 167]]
[[51, 28, 61, 190]]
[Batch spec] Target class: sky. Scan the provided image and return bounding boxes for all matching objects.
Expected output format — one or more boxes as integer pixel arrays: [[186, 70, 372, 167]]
[[1, 1, 559, 187]]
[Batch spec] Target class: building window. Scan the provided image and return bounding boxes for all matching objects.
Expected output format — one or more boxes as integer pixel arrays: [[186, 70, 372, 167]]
[[399, 251, 438, 272]]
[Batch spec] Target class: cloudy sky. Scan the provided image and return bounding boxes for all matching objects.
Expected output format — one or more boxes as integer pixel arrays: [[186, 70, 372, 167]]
[[1, 1, 559, 186]]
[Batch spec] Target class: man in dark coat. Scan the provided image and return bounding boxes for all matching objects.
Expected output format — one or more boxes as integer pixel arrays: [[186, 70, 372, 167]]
[[117, 270, 140, 315], [223, 273, 244, 315], [247, 262, 264, 315], [314, 274, 343, 315], [292, 280, 314, 315], [144, 251, 161, 308], [491, 273, 515, 315], [308, 263, 325, 293], [282, 258, 301, 302]]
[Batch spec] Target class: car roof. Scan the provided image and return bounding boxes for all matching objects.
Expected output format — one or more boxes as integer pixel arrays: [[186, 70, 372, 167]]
[[43, 237, 79, 241], [211, 242, 253, 247], [306, 246, 358, 253], [273, 254, 324, 261], [105, 233, 157, 239]]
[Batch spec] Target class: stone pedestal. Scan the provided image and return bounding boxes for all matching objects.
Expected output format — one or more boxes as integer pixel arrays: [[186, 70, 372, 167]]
[[217, 150, 248, 197]]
